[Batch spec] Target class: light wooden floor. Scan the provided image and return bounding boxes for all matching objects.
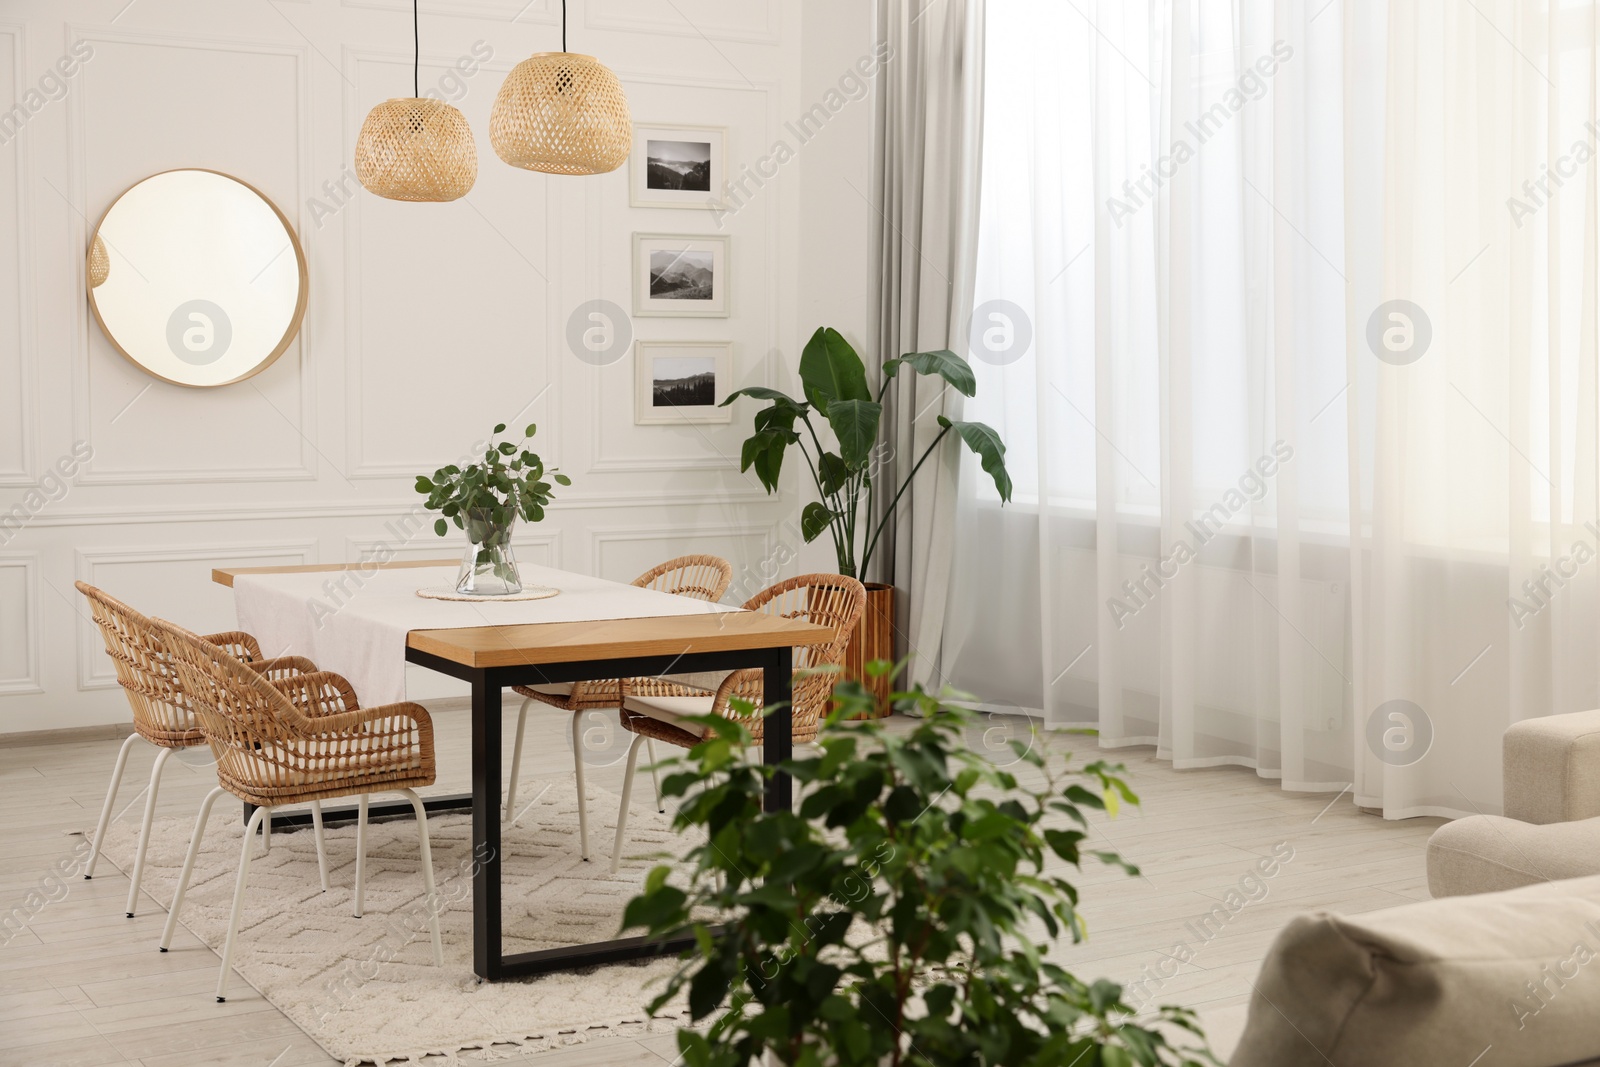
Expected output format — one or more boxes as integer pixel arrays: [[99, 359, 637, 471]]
[[0, 706, 1444, 1066]]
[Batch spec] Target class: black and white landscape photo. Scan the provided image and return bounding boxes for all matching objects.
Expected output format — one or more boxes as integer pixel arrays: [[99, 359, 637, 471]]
[[634, 341, 733, 425], [631, 125, 725, 209], [646, 140, 712, 192], [633, 233, 729, 317], [650, 355, 716, 408], [649, 249, 714, 301]]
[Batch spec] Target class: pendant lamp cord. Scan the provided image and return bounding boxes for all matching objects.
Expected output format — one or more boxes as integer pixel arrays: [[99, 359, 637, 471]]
[[412, 0, 419, 98], [562, 0, 567, 52]]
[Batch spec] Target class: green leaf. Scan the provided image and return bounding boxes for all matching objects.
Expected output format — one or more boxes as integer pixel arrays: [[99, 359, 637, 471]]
[[687, 962, 731, 1021], [739, 430, 794, 494], [817, 452, 850, 496], [525, 422, 537, 437], [882, 348, 977, 397], [498, 442, 517, 455], [722, 385, 806, 409], [414, 475, 434, 494], [493, 422, 506, 433], [800, 502, 839, 544], [553, 473, 571, 486], [620, 885, 687, 931], [798, 327, 871, 411], [753, 403, 801, 436], [945, 419, 1013, 502], [825, 399, 882, 469], [433, 518, 447, 537]]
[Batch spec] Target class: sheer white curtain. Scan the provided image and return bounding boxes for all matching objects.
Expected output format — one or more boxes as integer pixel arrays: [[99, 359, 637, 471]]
[[941, 0, 1600, 818]]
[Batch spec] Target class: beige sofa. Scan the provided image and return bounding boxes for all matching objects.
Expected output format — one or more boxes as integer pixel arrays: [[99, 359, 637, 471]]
[[1428, 709, 1600, 897], [1230, 875, 1600, 1067], [1229, 711, 1600, 1064]]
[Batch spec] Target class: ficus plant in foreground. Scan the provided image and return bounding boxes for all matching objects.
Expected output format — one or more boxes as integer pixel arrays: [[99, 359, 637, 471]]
[[621, 670, 1218, 1067]]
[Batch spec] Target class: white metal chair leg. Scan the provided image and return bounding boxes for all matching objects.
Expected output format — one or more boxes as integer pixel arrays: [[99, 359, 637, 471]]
[[353, 794, 369, 917], [647, 739, 664, 813], [310, 801, 329, 892], [161, 786, 224, 952], [126, 747, 175, 917], [396, 788, 444, 966], [261, 809, 271, 854], [571, 711, 591, 860], [216, 805, 268, 1003], [610, 734, 646, 874], [86, 733, 141, 880], [505, 696, 533, 820]]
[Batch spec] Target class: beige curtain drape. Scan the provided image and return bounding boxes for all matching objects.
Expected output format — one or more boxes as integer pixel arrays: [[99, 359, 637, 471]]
[[870, 0, 986, 688]]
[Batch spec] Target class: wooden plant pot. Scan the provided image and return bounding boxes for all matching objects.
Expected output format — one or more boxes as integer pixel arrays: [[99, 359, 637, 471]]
[[839, 582, 895, 720]]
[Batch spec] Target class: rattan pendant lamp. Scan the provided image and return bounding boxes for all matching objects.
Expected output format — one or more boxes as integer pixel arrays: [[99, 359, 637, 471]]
[[489, 0, 631, 176], [354, 0, 477, 202]]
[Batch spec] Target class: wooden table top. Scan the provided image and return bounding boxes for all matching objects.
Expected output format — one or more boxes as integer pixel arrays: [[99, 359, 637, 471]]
[[213, 560, 834, 668], [408, 613, 833, 668], [212, 559, 456, 587]]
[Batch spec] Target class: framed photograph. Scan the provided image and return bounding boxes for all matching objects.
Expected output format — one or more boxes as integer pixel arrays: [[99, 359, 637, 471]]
[[630, 124, 726, 209], [634, 340, 734, 425], [632, 233, 730, 318]]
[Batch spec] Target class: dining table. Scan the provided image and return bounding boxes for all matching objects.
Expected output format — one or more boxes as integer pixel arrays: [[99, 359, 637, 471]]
[[211, 558, 835, 981]]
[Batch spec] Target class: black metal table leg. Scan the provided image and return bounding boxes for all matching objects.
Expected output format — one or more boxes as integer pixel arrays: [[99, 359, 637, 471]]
[[471, 666, 503, 981], [763, 646, 794, 812]]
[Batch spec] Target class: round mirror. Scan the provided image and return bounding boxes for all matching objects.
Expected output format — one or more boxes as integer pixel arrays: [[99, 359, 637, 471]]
[[86, 169, 308, 388]]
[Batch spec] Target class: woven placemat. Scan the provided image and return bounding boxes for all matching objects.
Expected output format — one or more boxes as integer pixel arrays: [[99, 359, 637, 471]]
[[415, 585, 561, 602]]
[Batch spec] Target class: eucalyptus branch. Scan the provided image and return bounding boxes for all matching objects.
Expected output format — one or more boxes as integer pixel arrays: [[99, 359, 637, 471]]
[[859, 425, 950, 579]]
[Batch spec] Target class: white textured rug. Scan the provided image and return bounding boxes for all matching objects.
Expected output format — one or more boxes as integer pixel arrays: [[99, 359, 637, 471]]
[[98, 779, 696, 1066]]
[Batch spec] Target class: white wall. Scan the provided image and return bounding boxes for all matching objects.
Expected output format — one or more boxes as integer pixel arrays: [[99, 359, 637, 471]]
[[0, 0, 878, 733]]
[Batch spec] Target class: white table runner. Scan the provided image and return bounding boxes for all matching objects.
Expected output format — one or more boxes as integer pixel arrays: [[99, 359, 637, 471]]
[[232, 564, 730, 707]]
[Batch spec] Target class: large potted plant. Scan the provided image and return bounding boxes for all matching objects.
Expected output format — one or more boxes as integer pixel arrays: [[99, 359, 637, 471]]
[[622, 677, 1215, 1066], [723, 327, 1012, 716], [414, 421, 569, 596]]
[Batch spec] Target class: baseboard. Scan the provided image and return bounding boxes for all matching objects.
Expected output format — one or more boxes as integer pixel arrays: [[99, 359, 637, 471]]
[[0, 722, 136, 747], [0, 702, 473, 748]]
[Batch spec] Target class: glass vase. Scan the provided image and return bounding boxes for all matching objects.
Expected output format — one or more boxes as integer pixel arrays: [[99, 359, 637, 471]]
[[455, 509, 522, 596]]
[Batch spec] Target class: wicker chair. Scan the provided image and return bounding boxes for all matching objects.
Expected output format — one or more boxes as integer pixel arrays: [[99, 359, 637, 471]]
[[152, 618, 443, 1003], [75, 581, 329, 918], [609, 573, 867, 872], [504, 554, 733, 858]]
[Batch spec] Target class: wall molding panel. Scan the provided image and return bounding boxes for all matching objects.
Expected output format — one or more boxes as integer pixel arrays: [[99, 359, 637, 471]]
[[64, 25, 318, 487], [340, 0, 558, 23], [0, 554, 42, 696], [344, 529, 564, 571], [338, 45, 555, 482], [590, 522, 775, 591], [587, 0, 781, 46], [0, 21, 38, 488], [589, 69, 781, 479]]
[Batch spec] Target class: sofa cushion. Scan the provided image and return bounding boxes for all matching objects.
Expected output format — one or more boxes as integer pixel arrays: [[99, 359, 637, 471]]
[[1428, 814, 1600, 897], [1505, 709, 1600, 824], [1230, 875, 1600, 1067]]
